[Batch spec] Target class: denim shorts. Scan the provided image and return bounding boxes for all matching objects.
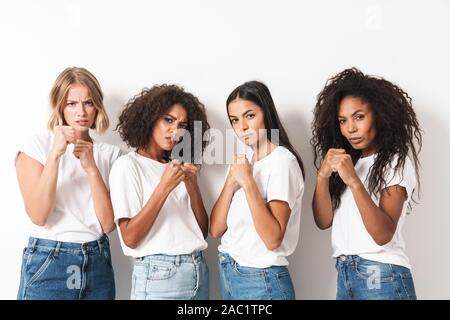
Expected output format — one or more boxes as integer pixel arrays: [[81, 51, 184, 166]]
[[17, 234, 115, 300], [335, 255, 417, 300], [218, 252, 295, 300], [130, 251, 209, 300]]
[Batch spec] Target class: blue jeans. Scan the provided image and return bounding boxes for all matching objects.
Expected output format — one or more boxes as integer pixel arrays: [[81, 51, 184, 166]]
[[335, 255, 417, 300], [130, 251, 209, 300], [218, 252, 295, 300], [17, 234, 115, 300]]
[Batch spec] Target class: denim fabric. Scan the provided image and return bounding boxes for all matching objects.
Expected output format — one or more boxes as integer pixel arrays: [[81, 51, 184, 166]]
[[17, 234, 115, 300], [335, 255, 417, 300], [130, 251, 209, 300], [218, 252, 295, 300]]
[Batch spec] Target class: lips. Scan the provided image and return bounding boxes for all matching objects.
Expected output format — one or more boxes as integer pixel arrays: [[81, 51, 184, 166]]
[[75, 120, 89, 126], [348, 137, 363, 144]]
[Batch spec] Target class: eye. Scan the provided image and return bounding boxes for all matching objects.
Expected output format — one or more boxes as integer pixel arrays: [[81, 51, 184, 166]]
[[355, 114, 365, 120], [338, 119, 346, 125], [179, 123, 188, 130], [164, 117, 173, 124], [67, 102, 76, 107], [246, 113, 255, 119], [84, 100, 94, 107], [230, 118, 238, 124]]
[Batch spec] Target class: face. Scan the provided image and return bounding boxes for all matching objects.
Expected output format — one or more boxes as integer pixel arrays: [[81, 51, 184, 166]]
[[338, 96, 377, 156], [63, 83, 97, 132], [151, 103, 188, 152], [227, 98, 266, 146]]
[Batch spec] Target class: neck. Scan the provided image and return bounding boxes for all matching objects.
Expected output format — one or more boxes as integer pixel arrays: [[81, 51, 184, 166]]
[[253, 138, 275, 162], [138, 141, 167, 163]]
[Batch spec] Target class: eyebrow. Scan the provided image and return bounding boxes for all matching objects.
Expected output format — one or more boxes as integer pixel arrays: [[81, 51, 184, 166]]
[[67, 98, 93, 102], [165, 113, 187, 124], [229, 109, 255, 118], [338, 109, 364, 118]]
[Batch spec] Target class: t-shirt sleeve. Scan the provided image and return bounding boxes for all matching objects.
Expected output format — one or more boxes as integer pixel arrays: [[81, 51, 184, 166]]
[[384, 156, 417, 199], [16, 132, 49, 166], [109, 157, 143, 224], [266, 157, 304, 210]]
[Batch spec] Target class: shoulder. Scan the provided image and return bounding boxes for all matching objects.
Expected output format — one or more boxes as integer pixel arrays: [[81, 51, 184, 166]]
[[269, 147, 304, 181], [27, 130, 52, 148]]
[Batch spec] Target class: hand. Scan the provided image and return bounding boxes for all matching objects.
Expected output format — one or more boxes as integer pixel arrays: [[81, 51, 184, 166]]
[[159, 160, 185, 193], [51, 125, 75, 158], [182, 163, 199, 188], [329, 153, 360, 188], [230, 154, 254, 189], [318, 148, 346, 179], [73, 139, 97, 175]]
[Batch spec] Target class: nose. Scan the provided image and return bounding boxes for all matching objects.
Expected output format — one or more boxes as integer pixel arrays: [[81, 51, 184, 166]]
[[76, 103, 87, 117], [347, 120, 357, 133], [239, 119, 249, 133]]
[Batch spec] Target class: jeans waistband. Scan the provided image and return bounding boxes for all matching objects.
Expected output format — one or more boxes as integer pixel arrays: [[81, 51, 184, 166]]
[[26, 234, 110, 255], [136, 251, 204, 265]]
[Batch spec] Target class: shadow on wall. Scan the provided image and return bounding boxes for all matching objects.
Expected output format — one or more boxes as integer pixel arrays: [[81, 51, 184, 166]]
[[401, 107, 450, 299], [282, 109, 336, 300]]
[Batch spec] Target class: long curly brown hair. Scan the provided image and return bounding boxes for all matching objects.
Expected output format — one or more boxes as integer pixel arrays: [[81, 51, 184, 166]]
[[311, 68, 422, 210], [116, 84, 210, 163]]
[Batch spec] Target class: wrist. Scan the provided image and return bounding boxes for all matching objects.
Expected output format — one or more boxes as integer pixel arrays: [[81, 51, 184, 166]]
[[348, 178, 364, 191], [317, 171, 330, 180], [241, 178, 256, 192]]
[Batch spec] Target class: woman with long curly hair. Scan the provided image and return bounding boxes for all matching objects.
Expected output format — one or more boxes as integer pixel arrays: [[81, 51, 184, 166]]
[[109, 84, 210, 299], [311, 68, 422, 300]]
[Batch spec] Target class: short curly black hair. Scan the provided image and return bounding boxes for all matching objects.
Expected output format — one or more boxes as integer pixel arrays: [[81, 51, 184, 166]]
[[116, 84, 210, 163], [311, 68, 422, 210]]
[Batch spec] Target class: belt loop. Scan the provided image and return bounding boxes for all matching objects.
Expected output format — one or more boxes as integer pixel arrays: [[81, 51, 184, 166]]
[[97, 238, 103, 255], [54, 241, 61, 256], [30, 237, 38, 254], [175, 255, 181, 266]]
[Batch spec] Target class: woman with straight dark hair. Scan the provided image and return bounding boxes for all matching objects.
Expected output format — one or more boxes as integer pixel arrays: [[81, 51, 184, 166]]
[[311, 68, 422, 300], [210, 81, 305, 300]]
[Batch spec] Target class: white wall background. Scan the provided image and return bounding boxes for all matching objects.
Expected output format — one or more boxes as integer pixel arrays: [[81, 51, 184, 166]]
[[1, 0, 449, 300]]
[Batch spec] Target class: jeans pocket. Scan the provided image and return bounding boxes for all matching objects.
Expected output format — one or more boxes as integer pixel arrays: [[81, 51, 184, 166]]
[[233, 262, 266, 278], [148, 260, 177, 281], [275, 271, 295, 300], [25, 249, 55, 288], [354, 259, 394, 283], [399, 272, 417, 300]]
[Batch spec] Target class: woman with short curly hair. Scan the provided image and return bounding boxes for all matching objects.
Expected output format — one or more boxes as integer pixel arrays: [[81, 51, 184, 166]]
[[109, 84, 210, 299], [311, 68, 422, 300]]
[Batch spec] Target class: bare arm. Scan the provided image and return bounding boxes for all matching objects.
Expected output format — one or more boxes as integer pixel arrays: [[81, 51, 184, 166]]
[[349, 181, 406, 245], [209, 173, 236, 238], [16, 152, 61, 226], [242, 179, 291, 250], [312, 174, 334, 229], [333, 153, 406, 245], [118, 161, 184, 249], [15, 127, 75, 226]]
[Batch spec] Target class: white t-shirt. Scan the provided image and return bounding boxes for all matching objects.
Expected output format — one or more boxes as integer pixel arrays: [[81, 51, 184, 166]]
[[109, 152, 208, 258], [331, 154, 417, 269], [218, 146, 304, 268], [16, 131, 124, 243]]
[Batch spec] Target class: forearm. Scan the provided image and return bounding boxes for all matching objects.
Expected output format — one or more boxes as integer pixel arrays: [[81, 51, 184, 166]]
[[243, 180, 284, 249], [210, 183, 234, 238], [186, 182, 208, 238], [349, 181, 397, 245], [121, 184, 170, 248], [26, 153, 60, 225], [88, 168, 115, 234], [312, 175, 334, 229]]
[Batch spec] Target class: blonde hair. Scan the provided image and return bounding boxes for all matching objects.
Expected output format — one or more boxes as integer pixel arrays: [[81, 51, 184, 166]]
[[47, 67, 109, 134]]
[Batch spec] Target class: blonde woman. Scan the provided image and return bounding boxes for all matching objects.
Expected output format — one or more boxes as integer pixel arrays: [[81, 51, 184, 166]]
[[15, 67, 123, 300]]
